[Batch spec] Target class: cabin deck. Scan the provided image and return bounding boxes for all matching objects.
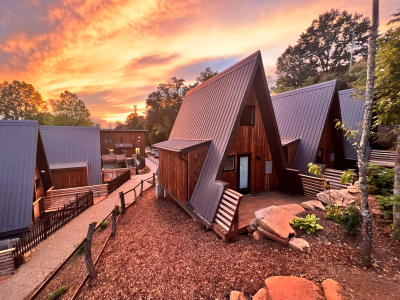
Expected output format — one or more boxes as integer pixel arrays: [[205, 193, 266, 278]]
[[238, 191, 312, 233]]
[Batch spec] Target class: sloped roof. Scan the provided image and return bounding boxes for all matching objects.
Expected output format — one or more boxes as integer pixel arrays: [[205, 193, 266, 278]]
[[154, 139, 210, 152], [281, 138, 300, 146], [100, 129, 148, 132], [0, 120, 38, 237], [339, 89, 365, 160], [40, 126, 102, 185], [272, 80, 337, 174], [167, 51, 286, 223], [50, 161, 88, 170]]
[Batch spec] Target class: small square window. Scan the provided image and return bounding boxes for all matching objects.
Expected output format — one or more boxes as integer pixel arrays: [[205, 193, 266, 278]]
[[223, 155, 235, 172], [240, 105, 255, 126]]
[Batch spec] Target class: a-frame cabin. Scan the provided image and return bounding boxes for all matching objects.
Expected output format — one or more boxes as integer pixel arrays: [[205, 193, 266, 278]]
[[155, 51, 296, 240]]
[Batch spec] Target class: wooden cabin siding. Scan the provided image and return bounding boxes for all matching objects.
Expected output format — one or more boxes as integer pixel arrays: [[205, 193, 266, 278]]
[[283, 142, 299, 169], [51, 167, 89, 189], [100, 131, 146, 156], [219, 88, 278, 193], [159, 144, 209, 205]]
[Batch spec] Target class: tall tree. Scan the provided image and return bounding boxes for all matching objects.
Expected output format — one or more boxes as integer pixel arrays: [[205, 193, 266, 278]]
[[375, 11, 400, 233], [116, 105, 146, 130], [275, 9, 370, 91], [196, 67, 218, 84], [358, 0, 379, 268], [0, 80, 47, 120], [50, 91, 94, 126]]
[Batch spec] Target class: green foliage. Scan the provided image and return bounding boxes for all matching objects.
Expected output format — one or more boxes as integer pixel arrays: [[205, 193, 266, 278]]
[[275, 9, 369, 91], [377, 195, 394, 220], [290, 214, 323, 234], [195, 67, 218, 84], [341, 205, 363, 235], [116, 105, 146, 130], [0, 80, 47, 120], [367, 164, 394, 196], [341, 169, 357, 184], [307, 162, 329, 189], [326, 204, 362, 235], [76, 243, 85, 255], [100, 220, 108, 231], [48, 285, 68, 300]]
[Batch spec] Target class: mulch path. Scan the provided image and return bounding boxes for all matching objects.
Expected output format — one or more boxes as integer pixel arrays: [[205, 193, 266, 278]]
[[69, 188, 400, 299]]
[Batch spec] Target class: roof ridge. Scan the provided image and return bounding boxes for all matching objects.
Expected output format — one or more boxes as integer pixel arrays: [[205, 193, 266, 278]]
[[338, 88, 354, 94], [0, 120, 38, 127], [272, 80, 337, 99], [186, 50, 260, 96]]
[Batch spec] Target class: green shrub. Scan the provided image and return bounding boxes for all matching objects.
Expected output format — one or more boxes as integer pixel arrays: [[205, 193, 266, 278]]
[[325, 203, 343, 223], [48, 285, 68, 300], [377, 195, 394, 220], [340, 169, 356, 184], [100, 220, 108, 231], [367, 164, 394, 196], [290, 214, 323, 234], [76, 243, 85, 255], [341, 205, 363, 235]]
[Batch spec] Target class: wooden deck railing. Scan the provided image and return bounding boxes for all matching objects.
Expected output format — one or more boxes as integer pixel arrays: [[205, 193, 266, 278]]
[[107, 170, 131, 193], [0, 248, 15, 276], [299, 174, 325, 198], [13, 191, 93, 268]]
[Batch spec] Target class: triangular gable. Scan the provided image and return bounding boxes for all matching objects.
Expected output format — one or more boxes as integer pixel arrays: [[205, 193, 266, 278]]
[[272, 80, 339, 174], [168, 51, 286, 223]]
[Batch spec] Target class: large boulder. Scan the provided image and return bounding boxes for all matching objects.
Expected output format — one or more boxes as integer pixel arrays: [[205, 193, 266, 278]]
[[317, 189, 356, 207], [289, 237, 310, 252], [257, 226, 289, 245], [322, 279, 342, 300], [255, 206, 296, 240], [253, 288, 267, 300], [265, 276, 320, 300], [301, 200, 325, 211], [280, 203, 305, 215], [230, 291, 247, 300]]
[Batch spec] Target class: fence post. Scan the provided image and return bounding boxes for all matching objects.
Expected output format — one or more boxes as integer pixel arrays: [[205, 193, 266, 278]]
[[111, 205, 118, 237], [119, 192, 126, 214], [152, 173, 155, 187], [85, 222, 97, 277], [140, 180, 143, 196], [134, 188, 137, 202]]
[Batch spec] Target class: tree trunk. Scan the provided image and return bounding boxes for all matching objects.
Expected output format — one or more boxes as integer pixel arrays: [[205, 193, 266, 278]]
[[85, 222, 97, 277], [393, 129, 400, 230], [357, 0, 379, 268]]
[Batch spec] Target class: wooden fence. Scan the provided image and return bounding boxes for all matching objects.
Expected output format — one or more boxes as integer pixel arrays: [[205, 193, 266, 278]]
[[299, 174, 325, 198], [13, 191, 93, 268], [0, 248, 15, 276], [107, 170, 131, 193]]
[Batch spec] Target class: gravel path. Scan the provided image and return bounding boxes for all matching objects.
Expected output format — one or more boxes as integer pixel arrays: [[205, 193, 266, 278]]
[[0, 172, 153, 300]]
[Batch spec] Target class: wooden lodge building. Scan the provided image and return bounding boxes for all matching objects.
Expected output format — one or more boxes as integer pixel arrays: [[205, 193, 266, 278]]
[[100, 129, 147, 156], [154, 51, 298, 233], [40, 126, 102, 189], [0, 121, 52, 239], [271, 80, 345, 174]]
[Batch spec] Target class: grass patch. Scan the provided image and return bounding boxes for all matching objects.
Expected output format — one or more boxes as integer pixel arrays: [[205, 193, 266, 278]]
[[100, 220, 108, 231], [48, 285, 68, 300]]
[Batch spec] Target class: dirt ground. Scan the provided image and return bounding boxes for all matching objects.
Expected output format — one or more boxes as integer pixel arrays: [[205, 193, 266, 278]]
[[70, 187, 400, 299]]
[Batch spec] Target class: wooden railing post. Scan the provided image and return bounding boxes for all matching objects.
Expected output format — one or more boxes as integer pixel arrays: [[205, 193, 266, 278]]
[[119, 192, 126, 214], [140, 180, 144, 196], [134, 188, 137, 202], [152, 173, 155, 187], [111, 205, 118, 237], [85, 222, 96, 277]]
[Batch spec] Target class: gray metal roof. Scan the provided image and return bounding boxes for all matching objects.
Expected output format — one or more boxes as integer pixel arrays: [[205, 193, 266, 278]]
[[339, 89, 365, 160], [272, 80, 337, 174], [154, 139, 210, 152], [40, 126, 102, 185], [0, 120, 38, 237], [100, 129, 148, 132], [50, 161, 88, 170], [167, 51, 286, 223]]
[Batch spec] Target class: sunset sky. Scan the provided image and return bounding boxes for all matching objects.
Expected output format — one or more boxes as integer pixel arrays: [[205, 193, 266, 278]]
[[0, 0, 398, 127]]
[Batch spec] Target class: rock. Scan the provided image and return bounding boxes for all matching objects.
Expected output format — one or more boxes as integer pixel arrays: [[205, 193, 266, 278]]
[[265, 276, 320, 300], [347, 185, 359, 195], [255, 206, 296, 239], [253, 288, 267, 300], [301, 200, 325, 211], [257, 226, 289, 245], [253, 230, 264, 241], [300, 201, 315, 210], [230, 291, 247, 300], [317, 191, 331, 205], [247, 219, 258, 233], [289, 237, 310, 252], [317, 189, 356, 207], [322, 279, 342, 300], [280, 203, 305, 215]]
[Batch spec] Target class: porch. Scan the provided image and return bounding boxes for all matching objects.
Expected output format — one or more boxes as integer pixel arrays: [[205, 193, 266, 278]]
[[237, 191, 312, 233]]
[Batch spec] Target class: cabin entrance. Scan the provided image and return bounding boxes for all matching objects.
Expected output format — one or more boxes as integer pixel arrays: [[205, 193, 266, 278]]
[[237, 154, 251, 194]]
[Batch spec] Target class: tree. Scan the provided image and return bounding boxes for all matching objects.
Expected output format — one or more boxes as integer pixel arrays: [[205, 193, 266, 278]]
[[375, 12, 400, 234], [50, 91, 94, 126], [196, 67, 217, 84], [275, 9, 370, 91], [116, 105, 146, 130], [358, 0, 379, 268], [0, 80, 47, 120]]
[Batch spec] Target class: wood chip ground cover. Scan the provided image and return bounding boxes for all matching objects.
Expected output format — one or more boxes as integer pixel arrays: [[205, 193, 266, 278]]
[[49, 188, 400, 299]]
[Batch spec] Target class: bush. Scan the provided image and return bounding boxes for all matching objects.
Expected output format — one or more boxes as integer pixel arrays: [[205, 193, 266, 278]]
[[377, 195, 394, 220], [340, 169, 356, 184], [100, 220, 108, 231], [367, 164, 394, 196], [325, 203, 343, 223], [48, 285, 68, 300], [290, 214, 323, 234], [341, 205, 363, 235]]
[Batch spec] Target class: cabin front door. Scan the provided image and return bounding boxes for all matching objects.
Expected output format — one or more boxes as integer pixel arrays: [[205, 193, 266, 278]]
[[237, 154, 251, 194]]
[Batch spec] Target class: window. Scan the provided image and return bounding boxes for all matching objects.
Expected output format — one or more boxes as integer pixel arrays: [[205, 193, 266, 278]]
[[240, 105, 255, 126], [223, 155, 235, 172]]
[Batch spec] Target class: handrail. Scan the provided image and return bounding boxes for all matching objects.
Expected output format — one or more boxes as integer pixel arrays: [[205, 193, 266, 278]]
[[123, 174, 155, 195]]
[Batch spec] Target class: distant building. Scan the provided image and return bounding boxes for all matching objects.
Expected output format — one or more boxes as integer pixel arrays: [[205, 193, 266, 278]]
[[40, 126, 102, 188], [0, 120, 52, 239], [100, 129, 147, 156]]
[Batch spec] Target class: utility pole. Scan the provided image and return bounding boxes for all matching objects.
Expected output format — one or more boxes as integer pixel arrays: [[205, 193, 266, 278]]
[[350, 29, 355, 68], [358, 0, 379, 268]]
